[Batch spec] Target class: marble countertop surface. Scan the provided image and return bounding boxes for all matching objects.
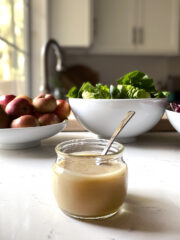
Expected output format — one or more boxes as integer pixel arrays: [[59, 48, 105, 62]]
[[0, 132, 180, 240]]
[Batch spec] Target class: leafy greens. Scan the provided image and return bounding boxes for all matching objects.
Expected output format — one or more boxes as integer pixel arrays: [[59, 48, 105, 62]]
[[117, 70, 156, 93], [67, 70, 169, 99]]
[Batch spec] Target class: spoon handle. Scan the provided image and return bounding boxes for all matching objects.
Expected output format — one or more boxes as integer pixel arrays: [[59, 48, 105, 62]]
[[101, 111, 135, 156]]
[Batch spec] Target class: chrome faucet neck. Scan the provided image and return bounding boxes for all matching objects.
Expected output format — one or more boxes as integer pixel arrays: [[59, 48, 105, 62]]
[[40, 39, 64, 95]]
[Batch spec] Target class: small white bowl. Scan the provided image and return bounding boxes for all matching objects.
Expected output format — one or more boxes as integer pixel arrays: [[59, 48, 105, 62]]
[[69, 98, 167, 143], [0, 120, 67, 149], [166, 109, 180, 132]]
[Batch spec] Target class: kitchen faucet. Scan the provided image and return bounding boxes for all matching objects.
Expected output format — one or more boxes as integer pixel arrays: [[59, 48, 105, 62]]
[[40, 39, 64, 98]]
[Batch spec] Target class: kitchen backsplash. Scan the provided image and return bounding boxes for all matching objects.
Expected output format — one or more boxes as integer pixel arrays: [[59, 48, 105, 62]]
[[64, 53, 171, 90]]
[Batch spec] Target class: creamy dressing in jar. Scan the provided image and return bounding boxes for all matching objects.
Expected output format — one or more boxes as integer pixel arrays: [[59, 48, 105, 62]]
[[52, 139, 127, 220]]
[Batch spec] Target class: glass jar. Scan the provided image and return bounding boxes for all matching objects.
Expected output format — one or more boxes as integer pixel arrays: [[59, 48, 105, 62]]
[[52, 138, 128, 220]]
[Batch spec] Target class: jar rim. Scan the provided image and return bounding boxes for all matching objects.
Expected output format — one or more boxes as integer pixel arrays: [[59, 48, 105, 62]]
[[55, 138, 124, 159]]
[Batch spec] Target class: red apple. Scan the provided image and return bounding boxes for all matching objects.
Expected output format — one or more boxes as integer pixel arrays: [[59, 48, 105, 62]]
[[33, 94, 57, 113], [10, 115, 39, 128], [55, 99, 71, 121], [38, 113, 60, 126], [0, 105, 9, 128], [32, 109, 42, 119], [5, 97, 33, 119], [16, 95, 32, 104], [0, 94, 16, 109]]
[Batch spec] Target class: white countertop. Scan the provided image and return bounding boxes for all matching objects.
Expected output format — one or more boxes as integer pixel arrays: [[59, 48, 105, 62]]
[[0, 132, 180, 240]]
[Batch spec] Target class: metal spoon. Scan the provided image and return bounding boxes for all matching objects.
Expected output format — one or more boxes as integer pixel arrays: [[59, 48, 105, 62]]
[[101, 111, 135, 156]]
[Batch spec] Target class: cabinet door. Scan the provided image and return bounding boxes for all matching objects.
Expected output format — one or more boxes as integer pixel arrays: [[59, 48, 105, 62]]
[[138, 0, 179, 55], [49, 0, 93, 47], [91, 0, 137, 54]]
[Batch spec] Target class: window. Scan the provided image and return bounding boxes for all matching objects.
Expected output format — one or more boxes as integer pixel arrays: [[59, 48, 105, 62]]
[[0, 0, 30, 96]]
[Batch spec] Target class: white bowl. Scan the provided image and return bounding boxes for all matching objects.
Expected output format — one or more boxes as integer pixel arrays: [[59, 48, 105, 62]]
[[0, 120, 67, 149], [166, 109, 180, 132], [69, 98, 167, 143]]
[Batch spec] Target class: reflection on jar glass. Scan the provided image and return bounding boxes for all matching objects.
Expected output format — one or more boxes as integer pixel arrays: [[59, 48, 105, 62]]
[[52, 138, 128, 220]]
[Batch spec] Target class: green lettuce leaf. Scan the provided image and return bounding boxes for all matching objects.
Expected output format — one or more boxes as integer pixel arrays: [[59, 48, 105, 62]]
[[81, 83, 110, 99], [109, 85, 121, 99], [66, 86, 78, 98], [78, 82, 95, 98], [117, 84, 150, 99], [152, 91, 169, 98], [95, 83, 110, 99], [117, 70, 156, 93]]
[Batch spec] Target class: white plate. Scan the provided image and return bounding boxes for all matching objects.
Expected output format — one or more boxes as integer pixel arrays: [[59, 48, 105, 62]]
[[0, 120, 67, 149]]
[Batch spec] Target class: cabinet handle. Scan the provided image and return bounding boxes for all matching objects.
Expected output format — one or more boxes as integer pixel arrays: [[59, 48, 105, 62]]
[[132, 27, 137, 45], [138, 27, 144, 44]]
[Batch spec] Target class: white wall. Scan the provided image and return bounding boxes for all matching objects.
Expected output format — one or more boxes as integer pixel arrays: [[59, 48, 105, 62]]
[[64, 54, 172, 90], [168, 57, 180, 75]]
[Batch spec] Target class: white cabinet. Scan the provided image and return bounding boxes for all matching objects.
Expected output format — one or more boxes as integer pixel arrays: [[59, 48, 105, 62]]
[[91, 0, 180, 55], [49, 0, 93, 47], [136, 0, 179, 55], [92, 0, 135, 54]]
